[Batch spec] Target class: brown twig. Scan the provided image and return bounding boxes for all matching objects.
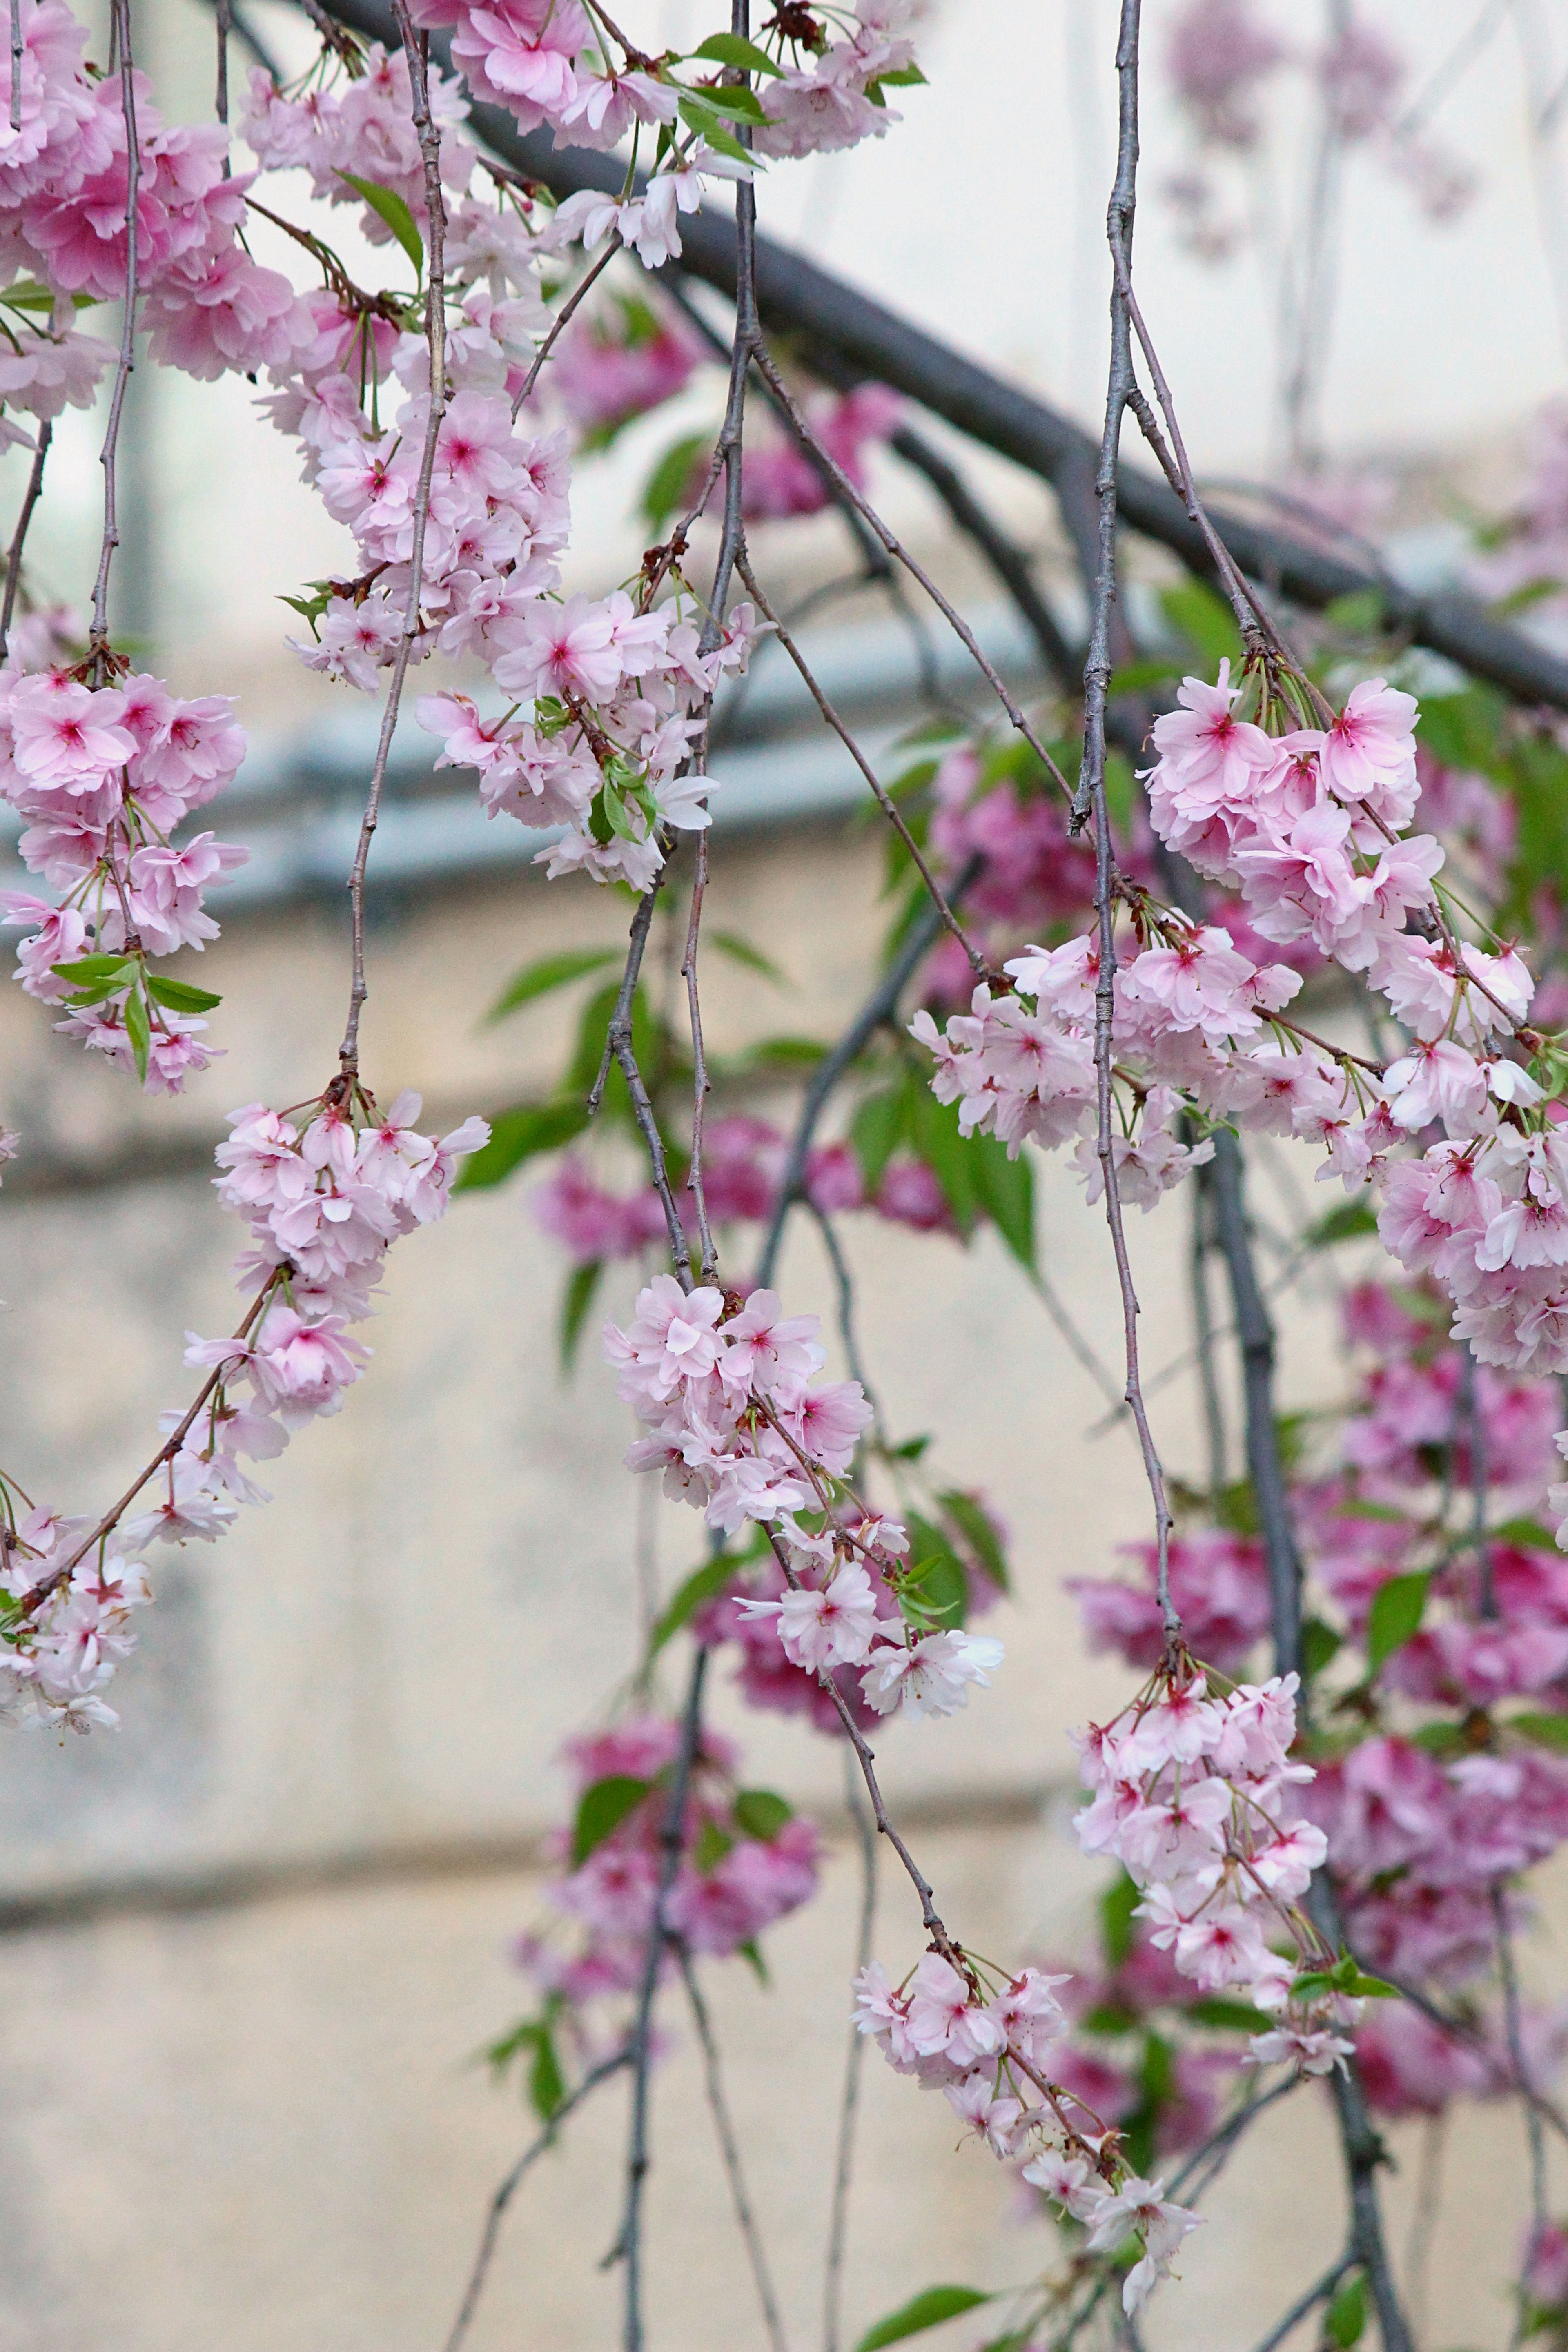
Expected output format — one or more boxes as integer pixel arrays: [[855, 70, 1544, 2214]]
[[0, 415, 51, 651], [747, 341, 1074, 805], [681, 830, 719, 1284], [88, 0, 142, 680], [735, 552, 993, 980], [511, 230, 622, 419], [337, 6, 448, 1077]]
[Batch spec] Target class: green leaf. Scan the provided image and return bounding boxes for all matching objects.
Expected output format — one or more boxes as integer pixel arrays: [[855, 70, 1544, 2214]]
[[737, 1936, 768, 1984], [970, 1134, 1035, 1271], [853, 2287, 996, 2352], [674, 97, 757, 166], [65, 976, 133, 1008], [1108, 657, 1185, 696], [873, 62, 927, 85], [1365, 1571, 1430, 1670], [559, 1260, 604, 1372], [907, 1085, 978, 1232], [1325, 2273, 1368, 2350], [487, 946, 620, 1021], [1185, 1997, 1272, 2031], [711, 1035, 829, 1083], [571, 1775, 651, 1866], [453, 1098, 591, 1192], [1490, 1517, 1560, 1551], [648, 1555, 744, 1658], [528, 2025, 566, 2122], [1100, 1869, 1139, 1967], [1159, 579, 1244, 670], [640, 430, 712, 530], [123, 980, 151, 1082], [1305, 1199, 1379, 1248], [734, 1787, 793, 1842], [1300, 1617, 1343, 1678], [336, 171, 424, 276], [1322, 588, 1386, 636], [851, 1085, 908, 1195], [693, 1817, 734, 1872], [145, 975, 222, 1013], [901, 1515, 968, 1627], [50, 954, 135, 983], [689, 30, 783, 74], [935, 1490, 1010, 1595], [705, 928, 786, 983], [1508, 1711, 1568, 1753], [678, 81, 768, 122]]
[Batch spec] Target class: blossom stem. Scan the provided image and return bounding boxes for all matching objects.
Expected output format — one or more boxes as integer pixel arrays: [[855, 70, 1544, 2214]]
[[337, 2, 448, 1078], [88, 0, 141, 679], [0, 416, 51, 653]]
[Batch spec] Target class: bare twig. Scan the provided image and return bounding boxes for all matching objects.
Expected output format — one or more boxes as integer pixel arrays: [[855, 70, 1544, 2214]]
[[735, 554, 991, 980], [682, 831, 719, 1284], [1165, 2073, 1300, 2205], [441, 2045, 633, 2352], [337, 6, 448, 1075], [823, 1749, 878, 2352], [675, 1943, 790, 2352], [808, 1203, 884, 1444], [747, 340, 1074, 804], [1246, 2256, 1354, 2352], [88, 0, 142, 678], [8, 0, 21, 132], [1189, 1155, 1229, 1500], [215, 0, 231, 128], [1, 416, 51, 652], [511, 231, 622, 419], [1494, 1882, 1549, 2330], [1069, 0, 1140, 837], [613, 1644, 710, 2352]]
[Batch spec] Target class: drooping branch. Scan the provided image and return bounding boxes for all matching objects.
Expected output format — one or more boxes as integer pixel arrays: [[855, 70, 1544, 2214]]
[[310, 0, 1568, 715]]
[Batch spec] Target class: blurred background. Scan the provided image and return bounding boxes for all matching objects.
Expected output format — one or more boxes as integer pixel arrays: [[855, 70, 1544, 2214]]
[[2, 0, 1568, 2345]]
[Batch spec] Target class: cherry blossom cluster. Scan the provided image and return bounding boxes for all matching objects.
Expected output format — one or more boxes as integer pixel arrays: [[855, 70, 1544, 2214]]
[[0, 1089, 487, 1732], [532, 1112, 955, 1272], [0, 659, 247, 1091], [854, 1948, 1202, 2315], [1073, 1277, 1568, 2118], [605, 1277, 1003, 1720], [514, 1715, 818, 2022], [401, 0, 922, 169]]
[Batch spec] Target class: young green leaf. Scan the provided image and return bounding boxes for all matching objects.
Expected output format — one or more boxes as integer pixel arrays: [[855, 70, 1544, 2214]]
[[559, 1260, 604, 1373], [851, 1085, 909, 1195], [123, 981, 151, 1082], [1364, 1570, 1429, 1670], [453, 1098, 592, 1192], [572, 1775, 651, 1866], [528, 2024, 566, 2122], [1305, 1199, 1379, 1249], [705, 928, 786, 983], [935, 1490, 1010, 1594], [1325, 2273, 1368, 2350], [674, 97, 758, 165], [1506, 1710, 1568, 1753], [640, 429, 712, 529], [678, 80, 768, 121], [487, 947, 620, 1021], [1099, 1869, 1139, 1967], [51, 954, 136, 983], [145, 975, 222, 1013], [647, 1554, 745, 1657], [693, 1817, 734, 1872], [970, 1134, 1035, 1271], [336, 171, 424, 275], [689, 31, 783, 74], [733, 1787, 793, 1842], [1299, 1617, 1343, 1679], [853, 2286, 995, 2352], [1159, 578, 1245, 668]]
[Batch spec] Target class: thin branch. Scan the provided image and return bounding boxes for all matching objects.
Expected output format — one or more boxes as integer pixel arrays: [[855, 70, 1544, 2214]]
[[754, 866, 977, 1292], [735, 553, 992, 980], [747, 340, 1075, 804], [612, 1644, 710, 2352], [337, 6, 448, 1075], [441, 2046, 633, 2352], [808, 1203, 884, 1443], [511, 230, 622, 419], [1, 416, 51, 651], [1208, 1129, 1304, 1680], [1165, 2073, 1299, 2205], [1069, 0, 1140, 836], [8, 0, 20, 133], [823, 1749, 878, 2352], [1189, 1154, 1228, 1500], [215, 0, 231, 128], [1493, 1882, 1549, 2318], [88, 0, 142, 677], [1245, 2256, 1354, 2352], [682, 831, 719, 1283], [675, 1942, 790, 2352], [885, 421, 1082, 698]]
